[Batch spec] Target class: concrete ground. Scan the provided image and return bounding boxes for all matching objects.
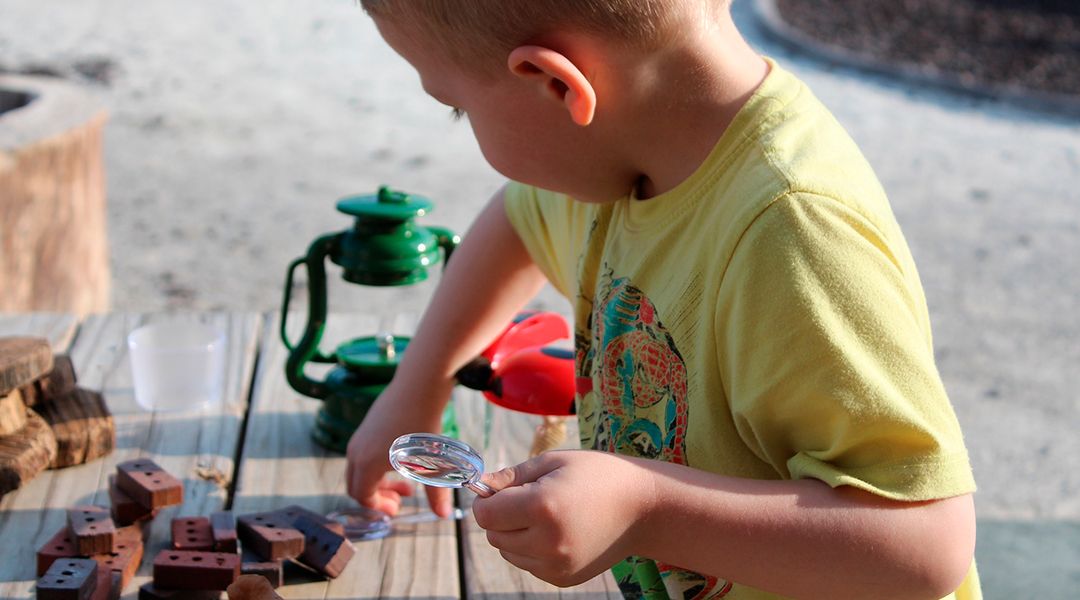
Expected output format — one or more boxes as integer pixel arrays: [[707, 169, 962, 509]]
[[1, 1, 1077, 596]]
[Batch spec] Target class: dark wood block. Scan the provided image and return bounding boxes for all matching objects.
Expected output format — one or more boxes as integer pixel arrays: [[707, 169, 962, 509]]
[[0, 408, 57, 495], [37, 557, 98, 600], [171, 516, 214, 551], [239, 550, 283, 588], [0, 336, 53, 396], [236, 512, 304, 561], [37, 355, 78, 400], [115, 458, 183, 509], [35, 387, 115, 469], [67, 506, 115, 556], [293, 514, 355, 578], [107, 475, 156, 525], [151, 550, 239, 591], [37, 526, 78, 577], [89, 567, 120, 600], [20, 354, 79, 409], [209, 511, 237, 553], [137, 583, 220, 600], [91, 525, 144, 589], [275, 504, 346, 537]]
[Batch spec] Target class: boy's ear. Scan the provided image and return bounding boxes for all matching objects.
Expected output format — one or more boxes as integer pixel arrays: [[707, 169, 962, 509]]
[[507, 45, 596, 126]]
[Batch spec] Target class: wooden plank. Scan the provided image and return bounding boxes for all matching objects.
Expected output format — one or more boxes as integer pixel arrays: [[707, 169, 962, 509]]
[[0, 312, 261, 599], [0, 313, 79, 353], [455, 389, 623, 599], [232, 312, 459, 599]]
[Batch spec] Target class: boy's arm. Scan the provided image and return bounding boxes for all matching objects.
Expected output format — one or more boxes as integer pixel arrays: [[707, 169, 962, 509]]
[[345, 186, 548, 515], [475, 451, 976, 600]]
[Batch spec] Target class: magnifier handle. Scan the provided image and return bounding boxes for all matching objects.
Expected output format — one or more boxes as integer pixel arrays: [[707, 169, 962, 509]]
[[465, 480, 494, 498]]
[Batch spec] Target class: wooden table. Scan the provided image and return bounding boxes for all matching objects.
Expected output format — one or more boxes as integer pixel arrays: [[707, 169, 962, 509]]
[[0, 312, 621, 599]]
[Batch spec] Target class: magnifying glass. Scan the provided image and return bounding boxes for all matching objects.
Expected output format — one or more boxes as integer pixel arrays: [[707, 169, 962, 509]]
[[388, 433, 494, 497]]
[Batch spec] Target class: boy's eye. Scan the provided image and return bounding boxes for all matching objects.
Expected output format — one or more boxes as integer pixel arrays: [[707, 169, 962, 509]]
[[450, 107, 466, 122]]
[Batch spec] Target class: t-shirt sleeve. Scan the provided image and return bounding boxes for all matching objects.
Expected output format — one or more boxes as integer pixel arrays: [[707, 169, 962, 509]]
[[502, 181, 581, 299], [716, 192, 975, 501]]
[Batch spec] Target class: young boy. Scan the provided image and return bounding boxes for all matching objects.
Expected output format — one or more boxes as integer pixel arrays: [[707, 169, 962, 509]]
[[344, 1, 980, 598]]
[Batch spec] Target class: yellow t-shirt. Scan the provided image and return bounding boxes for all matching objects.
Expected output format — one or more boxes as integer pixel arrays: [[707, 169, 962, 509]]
[[504, 58, 978, 600]]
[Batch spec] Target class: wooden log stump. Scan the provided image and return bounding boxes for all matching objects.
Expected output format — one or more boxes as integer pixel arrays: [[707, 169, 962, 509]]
[[34, 387, 115, 469], [0, 409, 58, 496], [0, 74, 109, 316]]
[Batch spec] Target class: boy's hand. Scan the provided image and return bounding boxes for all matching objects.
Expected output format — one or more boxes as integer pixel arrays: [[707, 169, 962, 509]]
[[471, 450, 653, 587], [345, 379, 455, 518]]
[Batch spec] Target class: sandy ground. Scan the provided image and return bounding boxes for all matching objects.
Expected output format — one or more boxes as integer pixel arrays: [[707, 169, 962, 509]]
[[2, 0, 1078, 594]]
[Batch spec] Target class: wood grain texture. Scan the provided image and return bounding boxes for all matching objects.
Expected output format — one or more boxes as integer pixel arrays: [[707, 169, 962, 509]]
[[0, 312, 261, 599], [35, 387, 115, 468], [0, 336, 53, 395], [0, 74, 109, 316], [232, 312, 459, 599], [0, 387, 27, 435], [454, 390, 623, 599]]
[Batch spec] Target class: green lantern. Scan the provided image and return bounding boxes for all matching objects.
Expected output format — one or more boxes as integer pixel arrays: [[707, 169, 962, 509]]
[[280, 186, 460, 452]]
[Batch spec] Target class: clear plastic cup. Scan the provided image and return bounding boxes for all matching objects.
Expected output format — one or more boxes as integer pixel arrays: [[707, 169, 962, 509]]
[[127, 321, 225, 412]]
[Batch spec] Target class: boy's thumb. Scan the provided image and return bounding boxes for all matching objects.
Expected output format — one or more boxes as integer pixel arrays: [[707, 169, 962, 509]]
[[481, 455, 553, 493]]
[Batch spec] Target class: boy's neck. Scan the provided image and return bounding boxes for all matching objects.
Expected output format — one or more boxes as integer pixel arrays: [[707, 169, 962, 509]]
[[608, 14, 769, 200]]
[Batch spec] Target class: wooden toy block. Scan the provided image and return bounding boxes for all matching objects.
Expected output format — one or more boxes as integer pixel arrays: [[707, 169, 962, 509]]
[[226, 574, 284, 600], [151, 550, 240, 591], [107, 475, 157, 525], [293, 514, 355, 578], [236, 512, 304, 561], [92, 525, 144, 589], [239, 550, 283, 588], [35, 387, 115, 468], [37, 557, 98, 600], [209, 511, 237, 553], [67, 506, 115, 556], [0, 408, 57, 495], [137, 583, 220, 599], [276, 504, 346, 536], [37, 526, 78, 576], [115, 458, 183, 509], [171, 516, 214, 551], [0, 387, 27, 436], [89, 568, 120, 600], [0, 336, 53, 396]]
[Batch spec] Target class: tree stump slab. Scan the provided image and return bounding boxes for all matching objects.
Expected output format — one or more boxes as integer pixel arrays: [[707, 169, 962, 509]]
[[0, 74, 110, 315], [0, 336, 53, 395], [0, 409, 57, 496], [34, 387, 115, 469]]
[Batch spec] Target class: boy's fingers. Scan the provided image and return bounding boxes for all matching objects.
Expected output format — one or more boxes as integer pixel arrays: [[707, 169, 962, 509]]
[[471, 485, 535, 531], [425, 486, 454, 518]]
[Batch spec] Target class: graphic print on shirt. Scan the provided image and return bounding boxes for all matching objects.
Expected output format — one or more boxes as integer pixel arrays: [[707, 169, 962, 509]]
[[576, 266, 732, 599], [577, 267, 689, 464]]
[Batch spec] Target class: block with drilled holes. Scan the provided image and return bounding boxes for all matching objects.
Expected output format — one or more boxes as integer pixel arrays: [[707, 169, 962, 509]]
[[37, 526, 78, 576], [137, 583, 220, 599], [115, 458, 183, 509], [239, 550, 283, 588], [37, 557, 98, 600], [236, 512, 304, 561], [210, 510, 237, 553], [152, 550, 240, 591], [171, 516, 214, 551], [92, 525, 144, 589], [293, 514, 355, 578], [89, 568, 120, 600], [67, 506, 115, 556], [276, 504, 346, 537], [108, 475, 157, 525]]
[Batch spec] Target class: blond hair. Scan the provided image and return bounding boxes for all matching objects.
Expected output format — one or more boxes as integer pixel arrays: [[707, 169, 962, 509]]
[[360, 0, 730, 74]]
